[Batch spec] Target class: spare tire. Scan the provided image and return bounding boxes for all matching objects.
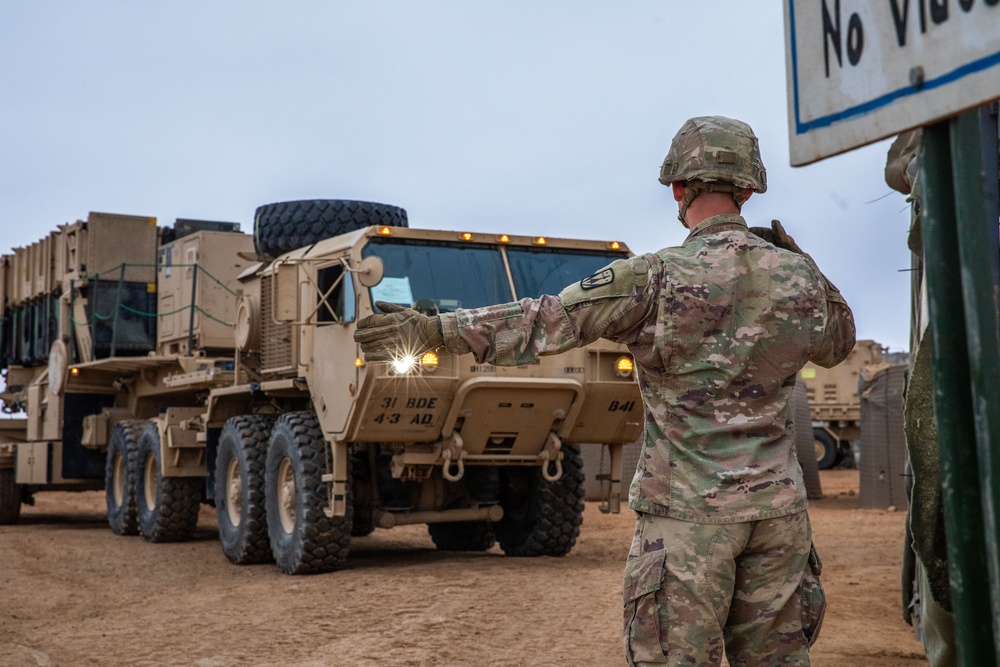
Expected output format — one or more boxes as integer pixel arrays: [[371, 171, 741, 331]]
[[254, 199, 408, 259]]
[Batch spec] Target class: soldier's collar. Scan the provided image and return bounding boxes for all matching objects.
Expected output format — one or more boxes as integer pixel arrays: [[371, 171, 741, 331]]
[[684, 214, 747, 242]]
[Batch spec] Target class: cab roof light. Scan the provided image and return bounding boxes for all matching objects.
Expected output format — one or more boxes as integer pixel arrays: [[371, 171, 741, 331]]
[[609, 241, 622, 250], [355, 357, 365, 368], [378, 226, 393, 236], [497, 234, 511, 244], [459, 232, 474, 241], [533, 236, 547, 246]]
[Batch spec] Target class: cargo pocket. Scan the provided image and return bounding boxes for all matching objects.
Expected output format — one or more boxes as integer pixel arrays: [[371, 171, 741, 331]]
[[800, 542, 826, 647], [623, 549, 668, 666]]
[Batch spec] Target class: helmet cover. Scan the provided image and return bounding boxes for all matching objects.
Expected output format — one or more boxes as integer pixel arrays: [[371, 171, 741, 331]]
[[659, 116, 767, 193]]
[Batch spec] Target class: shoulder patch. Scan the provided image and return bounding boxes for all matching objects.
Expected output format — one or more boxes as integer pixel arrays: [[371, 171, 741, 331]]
[[580, 268, 615, 290], [559, 258, 637, 308]]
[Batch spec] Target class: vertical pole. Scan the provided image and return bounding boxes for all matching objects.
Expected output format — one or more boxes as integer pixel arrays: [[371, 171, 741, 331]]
[[920, 116, 998, 665], [110, 264, 126, 358], [68, 279, 76, 363], [951, 108, 1000, 657], [187, 264, 198, 356], [88, 279, 96, 361]]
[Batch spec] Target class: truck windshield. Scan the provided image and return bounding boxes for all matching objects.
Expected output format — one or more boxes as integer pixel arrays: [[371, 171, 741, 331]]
[[507, 247, 627, 298], [363, 238, 513, 313]]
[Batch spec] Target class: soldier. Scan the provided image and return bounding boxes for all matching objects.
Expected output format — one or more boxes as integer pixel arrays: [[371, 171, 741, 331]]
[[354, 116, 855, 666]]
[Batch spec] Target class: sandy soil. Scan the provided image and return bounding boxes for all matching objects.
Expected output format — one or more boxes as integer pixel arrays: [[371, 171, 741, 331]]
[[0, 470, 926, 666]]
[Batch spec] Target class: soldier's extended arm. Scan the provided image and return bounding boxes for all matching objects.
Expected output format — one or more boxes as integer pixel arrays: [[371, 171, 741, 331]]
[[441, 256, 655, 366], [761, 220, 856, 367], [355, 256, 655, 366]]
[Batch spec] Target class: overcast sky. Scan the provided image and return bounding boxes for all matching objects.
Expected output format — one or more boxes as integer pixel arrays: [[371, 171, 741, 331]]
[[0, 2, 913, 351]]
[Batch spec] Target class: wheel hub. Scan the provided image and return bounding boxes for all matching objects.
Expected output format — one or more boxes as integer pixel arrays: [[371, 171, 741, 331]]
[[277, 457, 296, 534], [226, 458, 243, 527], [112, 452, 125, 506], [143, 454, 158, 511]]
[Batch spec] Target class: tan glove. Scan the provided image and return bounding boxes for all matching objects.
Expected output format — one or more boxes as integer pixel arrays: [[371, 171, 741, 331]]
[[749, 220, 805, 254], [748, 225, 776, 244], [353, 301, 443, 362], [769, 219, 805, 254]]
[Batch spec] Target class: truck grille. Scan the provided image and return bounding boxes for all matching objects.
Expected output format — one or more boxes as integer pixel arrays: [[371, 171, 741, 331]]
[[260, 274, 294, 373]]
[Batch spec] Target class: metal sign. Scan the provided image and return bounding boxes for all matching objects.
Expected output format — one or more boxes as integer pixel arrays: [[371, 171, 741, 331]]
[[784, 0, 1000, 166]]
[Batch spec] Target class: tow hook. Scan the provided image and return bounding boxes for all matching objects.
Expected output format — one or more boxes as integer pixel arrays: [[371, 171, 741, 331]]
[[442, 451, 466, 482], [540, 431, 564, 482], [442, 432, 466, 482]]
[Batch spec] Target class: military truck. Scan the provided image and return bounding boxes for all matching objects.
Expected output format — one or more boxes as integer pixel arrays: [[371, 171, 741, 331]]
[[0, 200, 642, 574], [797, 339, 887, 469]]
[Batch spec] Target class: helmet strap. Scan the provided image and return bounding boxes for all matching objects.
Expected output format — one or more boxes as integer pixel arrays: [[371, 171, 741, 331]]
[[677, 181, 746, 226]]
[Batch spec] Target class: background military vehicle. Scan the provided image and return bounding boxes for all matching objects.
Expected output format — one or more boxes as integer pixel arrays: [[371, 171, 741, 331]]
[[0, 199, 642, 574], [797, 339, 887, 469]]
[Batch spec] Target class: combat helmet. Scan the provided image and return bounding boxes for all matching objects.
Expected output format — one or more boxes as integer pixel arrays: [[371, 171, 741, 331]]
[[659, 116, 767, 224]]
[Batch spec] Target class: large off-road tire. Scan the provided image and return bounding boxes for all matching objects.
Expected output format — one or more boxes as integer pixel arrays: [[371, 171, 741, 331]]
[[215, 415, 275, 564], [814, 429, 838, 470], [0, 468, 21, 525], [265, 412, 352, 574], [135, 422, 203, 542], [495, 444, 585, 557], [105, 420, 144, 536], [254, 199, 408, 260], [428, 521, 496, 552]]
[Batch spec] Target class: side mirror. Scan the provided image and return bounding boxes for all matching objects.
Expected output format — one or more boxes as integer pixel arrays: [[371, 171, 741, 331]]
[[356, 256, 384, 288]]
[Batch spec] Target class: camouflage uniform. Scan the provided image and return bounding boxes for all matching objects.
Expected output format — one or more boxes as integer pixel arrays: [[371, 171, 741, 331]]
[[439, 214, 854, 665], [355, 115, 854, 665]]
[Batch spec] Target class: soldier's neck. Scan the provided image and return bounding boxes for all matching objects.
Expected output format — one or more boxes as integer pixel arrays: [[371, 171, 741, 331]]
[[683, 195, 742, 230]]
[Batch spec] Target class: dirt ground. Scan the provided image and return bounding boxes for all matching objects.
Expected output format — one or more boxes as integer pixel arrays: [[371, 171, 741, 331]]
[[0, 470, 926, 667]]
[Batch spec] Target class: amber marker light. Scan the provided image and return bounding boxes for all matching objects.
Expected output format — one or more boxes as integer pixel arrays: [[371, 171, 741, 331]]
[[378, 226, 393, 236], [533, 236, 547, 246], [459, 232, 474, 241], [355, 357, 365, 368], [497, 234, 510, 244], [70, 367, 80, 376], [609, 241, 622, 250], [420, 351, 439, 369], [615, 356, 634, 377]]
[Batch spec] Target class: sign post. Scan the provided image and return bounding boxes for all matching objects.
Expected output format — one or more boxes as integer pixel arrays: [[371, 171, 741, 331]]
[[785, 2, 1000, 663], [919, 113, 1000, 666]]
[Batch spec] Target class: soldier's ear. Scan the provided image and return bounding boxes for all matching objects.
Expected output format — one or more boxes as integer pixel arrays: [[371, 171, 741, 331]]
[[671, 181, 684, 202]]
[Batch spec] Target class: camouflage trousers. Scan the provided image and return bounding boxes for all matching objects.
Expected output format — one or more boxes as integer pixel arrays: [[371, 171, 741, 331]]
[[622, 510, 821, 666]]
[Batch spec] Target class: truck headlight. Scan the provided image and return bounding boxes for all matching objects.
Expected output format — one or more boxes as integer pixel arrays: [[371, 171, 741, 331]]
[[391, 356, 418, 375]]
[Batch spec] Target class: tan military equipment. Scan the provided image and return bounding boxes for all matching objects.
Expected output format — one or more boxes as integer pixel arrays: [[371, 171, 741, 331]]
[[0, 200, 641, 574], [798, 339, 887, 469]]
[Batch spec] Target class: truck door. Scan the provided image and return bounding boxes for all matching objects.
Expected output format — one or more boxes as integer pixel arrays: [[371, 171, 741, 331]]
[[306, 260, 358, 435]]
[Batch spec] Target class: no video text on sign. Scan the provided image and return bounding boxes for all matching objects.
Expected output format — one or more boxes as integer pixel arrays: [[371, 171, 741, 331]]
[[784, 0, 1000, 166]]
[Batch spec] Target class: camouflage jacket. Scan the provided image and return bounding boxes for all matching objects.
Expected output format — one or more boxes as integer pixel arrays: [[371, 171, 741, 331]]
[[439, 214, 855, 523]]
